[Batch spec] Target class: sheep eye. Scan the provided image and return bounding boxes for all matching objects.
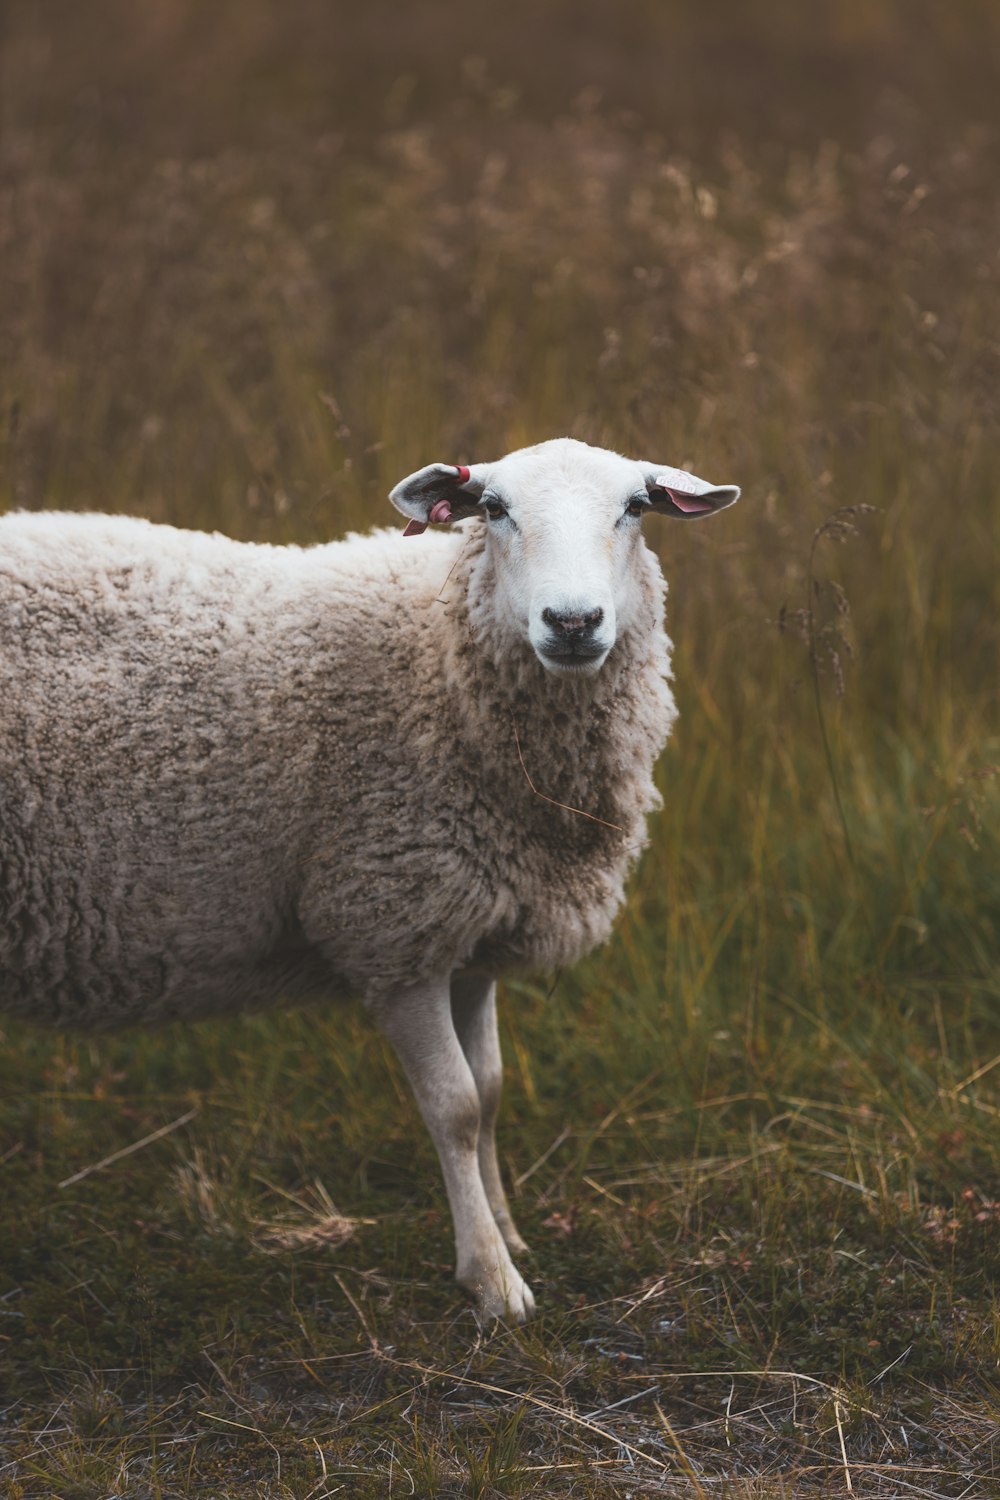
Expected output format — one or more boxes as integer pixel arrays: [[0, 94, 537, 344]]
[[625, 498, 647, 518], [483, 498, 508, 521]]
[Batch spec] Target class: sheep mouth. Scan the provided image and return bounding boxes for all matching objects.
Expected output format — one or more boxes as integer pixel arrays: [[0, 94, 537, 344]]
[[536, 645, 609, 675]]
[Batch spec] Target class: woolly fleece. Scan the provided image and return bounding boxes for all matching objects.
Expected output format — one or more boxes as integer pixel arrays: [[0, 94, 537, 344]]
[[0, 492, 675, 1029]]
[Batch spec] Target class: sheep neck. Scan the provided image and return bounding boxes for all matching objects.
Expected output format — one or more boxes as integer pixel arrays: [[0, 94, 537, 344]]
[[432, 527, 676, 843]]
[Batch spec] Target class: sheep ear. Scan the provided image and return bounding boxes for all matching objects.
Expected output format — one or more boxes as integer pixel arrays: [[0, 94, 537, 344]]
[[389, 462, 487, 536], [639, 462, 740, 520]]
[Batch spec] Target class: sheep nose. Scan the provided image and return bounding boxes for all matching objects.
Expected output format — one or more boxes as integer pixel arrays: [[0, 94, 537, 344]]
[[541, 606, 604, 638]]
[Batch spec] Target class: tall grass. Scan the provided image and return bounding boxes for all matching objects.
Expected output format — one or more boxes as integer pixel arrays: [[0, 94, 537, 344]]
[[1, 2, 999, 1494]]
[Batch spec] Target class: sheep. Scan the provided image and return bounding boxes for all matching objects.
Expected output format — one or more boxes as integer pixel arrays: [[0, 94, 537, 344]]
[[0, 437, 738, 1321]]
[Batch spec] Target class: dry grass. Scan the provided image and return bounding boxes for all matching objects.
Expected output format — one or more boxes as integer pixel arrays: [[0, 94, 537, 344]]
[[2, 2, 1000, 1495]]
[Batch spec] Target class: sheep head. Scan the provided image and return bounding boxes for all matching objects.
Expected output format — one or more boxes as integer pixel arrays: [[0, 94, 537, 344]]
[[390, 438, 739, 677]]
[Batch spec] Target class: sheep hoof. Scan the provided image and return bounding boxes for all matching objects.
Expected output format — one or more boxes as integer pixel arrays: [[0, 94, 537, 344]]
[[461, 1261, 536, 1323], [477, 1274, 535, 1325]]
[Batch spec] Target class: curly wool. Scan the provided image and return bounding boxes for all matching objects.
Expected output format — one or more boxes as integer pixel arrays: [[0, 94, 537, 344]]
[[0, 509, 675, 1028]]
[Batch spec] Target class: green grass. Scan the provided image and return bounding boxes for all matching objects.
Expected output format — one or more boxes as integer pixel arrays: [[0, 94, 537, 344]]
[[2, 2, 1000, 1494]]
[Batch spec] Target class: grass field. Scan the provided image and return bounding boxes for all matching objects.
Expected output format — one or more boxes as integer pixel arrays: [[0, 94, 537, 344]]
[[2, 3, 1000, 1494]]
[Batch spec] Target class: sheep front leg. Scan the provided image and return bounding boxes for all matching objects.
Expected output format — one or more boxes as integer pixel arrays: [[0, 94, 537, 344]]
[[372, 977, 535, 1323], [451, 972, 528, 1257]]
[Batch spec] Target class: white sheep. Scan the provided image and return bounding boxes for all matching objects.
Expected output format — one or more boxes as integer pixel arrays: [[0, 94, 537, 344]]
[[0, 437, 738, 1320]]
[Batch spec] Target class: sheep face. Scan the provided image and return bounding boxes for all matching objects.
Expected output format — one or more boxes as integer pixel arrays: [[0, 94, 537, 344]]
[[391, 438, 739, 677]]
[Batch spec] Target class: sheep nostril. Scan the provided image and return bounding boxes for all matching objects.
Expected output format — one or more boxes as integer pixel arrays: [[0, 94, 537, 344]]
[[542, 607, 604, 636]]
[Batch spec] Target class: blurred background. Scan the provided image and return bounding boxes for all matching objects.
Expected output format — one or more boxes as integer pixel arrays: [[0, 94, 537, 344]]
[[2, 0, 997, 986], [3, 3, 1000, 1491]]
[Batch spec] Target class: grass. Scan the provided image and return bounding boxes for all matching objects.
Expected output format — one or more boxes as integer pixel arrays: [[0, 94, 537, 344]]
[[2, 2, 1000, 1494]]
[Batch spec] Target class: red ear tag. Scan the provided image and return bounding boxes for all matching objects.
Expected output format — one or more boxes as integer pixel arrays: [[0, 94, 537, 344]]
[[453, 465, 471, 484], [428, 499, 453, 524]]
